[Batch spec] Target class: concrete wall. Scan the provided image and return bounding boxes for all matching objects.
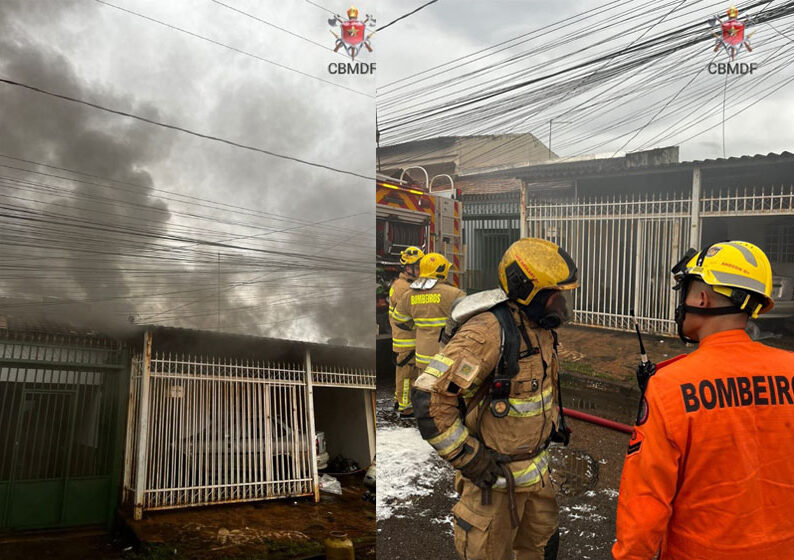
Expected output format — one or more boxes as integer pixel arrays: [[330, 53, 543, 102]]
[[457, 134, 552, 173], [312, 387, 374, 470]]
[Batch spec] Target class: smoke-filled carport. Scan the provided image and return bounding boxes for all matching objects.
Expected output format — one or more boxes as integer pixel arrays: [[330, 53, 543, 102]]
[[122, 326, 375, 520]]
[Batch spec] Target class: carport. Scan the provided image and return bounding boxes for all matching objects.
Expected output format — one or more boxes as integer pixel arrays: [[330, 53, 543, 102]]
[[122, 326, 375, 520]]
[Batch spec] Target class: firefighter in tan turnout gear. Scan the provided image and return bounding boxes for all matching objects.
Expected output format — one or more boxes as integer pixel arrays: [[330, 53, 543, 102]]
[[412, 238, 579, 560], [392, 253, 465, 383], [389, 246, 424, 416]]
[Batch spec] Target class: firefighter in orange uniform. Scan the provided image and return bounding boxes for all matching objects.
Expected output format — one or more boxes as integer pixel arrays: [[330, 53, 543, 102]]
[[392, 253, 465, 378], [389, 246, 424, 416], [613, 241, 794, 559], [412, 239, 579, 560]]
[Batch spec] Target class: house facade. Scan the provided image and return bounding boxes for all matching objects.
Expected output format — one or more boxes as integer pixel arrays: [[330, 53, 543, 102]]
[[0, 318, 375, 529]]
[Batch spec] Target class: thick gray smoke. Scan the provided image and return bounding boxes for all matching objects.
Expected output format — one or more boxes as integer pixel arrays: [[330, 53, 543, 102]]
[[0, 0, 374, 346], [0, 0, 175, 330]]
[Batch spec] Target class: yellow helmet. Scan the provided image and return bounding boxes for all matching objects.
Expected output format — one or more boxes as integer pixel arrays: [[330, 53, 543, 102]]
[[673, 240, 774, 318], [497, 238, 579, 305], [347, 5, 359, 19], [727, 5, 738, 18], [419, 253, 451, 280], [400, 246, 425, 266]]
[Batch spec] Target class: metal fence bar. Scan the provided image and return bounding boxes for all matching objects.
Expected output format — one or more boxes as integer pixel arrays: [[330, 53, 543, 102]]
[[122, 338, 372, 516], [304, 351, 320, 502], [525, 191, 694, 335], [133, 331, 153, 520], [700, 184, 794, 216]]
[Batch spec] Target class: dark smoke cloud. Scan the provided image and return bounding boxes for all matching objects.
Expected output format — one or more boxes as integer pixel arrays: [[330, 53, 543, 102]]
[[0, 0, 174, 316], [0, 0, 374, 347]]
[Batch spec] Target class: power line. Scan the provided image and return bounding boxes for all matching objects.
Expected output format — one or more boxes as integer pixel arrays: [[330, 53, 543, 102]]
[[304, 0, 334, 15], [0, 153, 370, 236], [378, 0, 625, 91], [93, 0, 371, 97], [376, 0, 439, 32], [610, 52, 719, 156], [0, 211, 371, 273], [0, 77, 375, 181], [377, 0, 794, 156], [208, 0, 338, 53]]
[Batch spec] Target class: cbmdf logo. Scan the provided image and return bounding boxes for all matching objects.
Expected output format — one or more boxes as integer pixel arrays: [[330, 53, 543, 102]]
[[328, 5, 375, 61], [709, 5, 755, 61]]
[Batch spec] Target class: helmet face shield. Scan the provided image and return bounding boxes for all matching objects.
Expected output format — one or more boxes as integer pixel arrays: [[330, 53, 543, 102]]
[[673, 275, 699, 344], [672, 248, 698, 277]]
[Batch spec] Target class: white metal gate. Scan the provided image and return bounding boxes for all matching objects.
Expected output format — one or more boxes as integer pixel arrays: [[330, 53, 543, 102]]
[[525, 193, 692, 334], [524, 183, 794, 335], [123, 332, 375, 519]]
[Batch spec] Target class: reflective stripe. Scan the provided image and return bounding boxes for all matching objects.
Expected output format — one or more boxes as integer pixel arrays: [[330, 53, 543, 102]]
[[424, 354, 455, 377], [397, 378, 411, 411], [507, 386, 554, 418], [492, 451, 550, 489], [415, 352, 434, 365], [726, 241, 758, 266], [391, 309, 412, 322], [426, 355, 454, 372], [462, 380, 482, 400], [428, 418, 469, 456], [392, 338, 416, 349], [711, 270, 767, 294], [414, 317, 448, 328]]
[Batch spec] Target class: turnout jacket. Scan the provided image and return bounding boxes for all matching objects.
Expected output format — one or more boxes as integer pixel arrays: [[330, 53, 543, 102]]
[[613, 329, 794, 559], [388, 273, 415, 354], [412, 302, 560, 491], [393, 280, 465, 367]]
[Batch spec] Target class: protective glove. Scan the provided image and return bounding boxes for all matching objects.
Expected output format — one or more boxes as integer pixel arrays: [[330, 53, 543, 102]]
[[459, 442, 500, 489], [636, 361, 657, 394], [550, 417, 571, 446]]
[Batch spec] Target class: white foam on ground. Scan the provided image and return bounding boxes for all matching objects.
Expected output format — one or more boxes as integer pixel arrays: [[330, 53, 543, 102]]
[[431, 514, 455, 536], [376, 426, 451, 520], [600, 488, 619, 499]]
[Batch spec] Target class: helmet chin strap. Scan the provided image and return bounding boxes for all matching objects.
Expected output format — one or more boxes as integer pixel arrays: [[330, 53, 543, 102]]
[[674, 277, 743, 343]]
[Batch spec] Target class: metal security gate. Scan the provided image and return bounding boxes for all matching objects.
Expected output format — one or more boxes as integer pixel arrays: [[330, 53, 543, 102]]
[[124, 335, 316, 518], [0, 331, 128, 529], [463, 192, 521, 292], [524, 183, 794, 335], [525, 193, 691, 334]]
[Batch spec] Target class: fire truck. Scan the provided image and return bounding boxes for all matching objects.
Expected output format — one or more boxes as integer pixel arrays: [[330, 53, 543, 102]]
[[376, 169, 464, 338]]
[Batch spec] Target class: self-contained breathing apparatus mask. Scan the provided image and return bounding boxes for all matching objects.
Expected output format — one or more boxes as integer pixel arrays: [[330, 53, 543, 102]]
[[520, 289, 572, 330]]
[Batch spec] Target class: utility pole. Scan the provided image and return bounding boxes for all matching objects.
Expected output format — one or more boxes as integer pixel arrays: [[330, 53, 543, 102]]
[[376, 107, 382, 172], [722, 73, 728, 158], [548, 119, 571, 159], [217, 252, 221, 330]]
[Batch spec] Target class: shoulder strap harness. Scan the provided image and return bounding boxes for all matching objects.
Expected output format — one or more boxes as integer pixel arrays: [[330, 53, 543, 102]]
[[488, 303, 538, 418]]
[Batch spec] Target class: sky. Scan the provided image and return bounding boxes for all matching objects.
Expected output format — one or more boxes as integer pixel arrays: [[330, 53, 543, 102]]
[[375, 0, 794, 162], [0, 0, 376, 346]]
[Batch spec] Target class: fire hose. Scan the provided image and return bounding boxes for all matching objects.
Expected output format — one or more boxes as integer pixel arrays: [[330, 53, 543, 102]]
[[562, 407, 634, 434]]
